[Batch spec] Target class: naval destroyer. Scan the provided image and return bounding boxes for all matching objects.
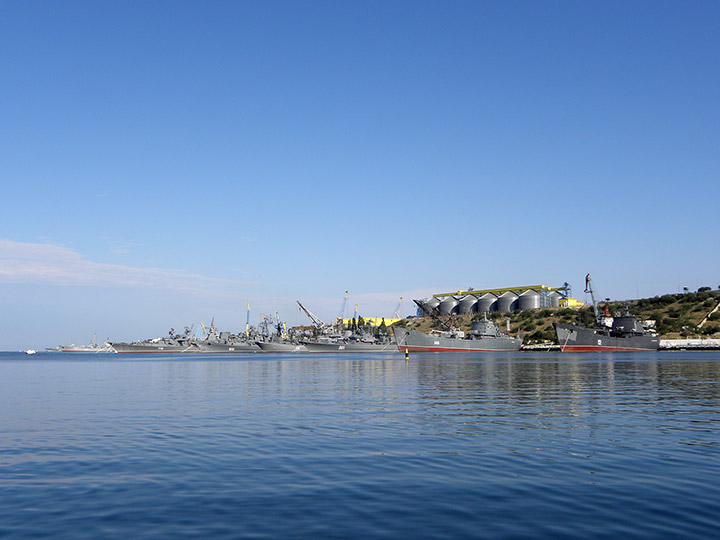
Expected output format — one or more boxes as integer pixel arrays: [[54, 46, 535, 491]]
[[111, 322, 260, 353], [255, 313, 308, 352]]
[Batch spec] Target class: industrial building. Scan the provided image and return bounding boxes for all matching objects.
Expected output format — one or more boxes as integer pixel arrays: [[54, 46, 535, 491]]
[[417, 283, 583, 316]]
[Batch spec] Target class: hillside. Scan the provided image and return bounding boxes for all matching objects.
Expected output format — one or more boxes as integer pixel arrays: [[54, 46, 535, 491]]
[[392, 289, 720, 345]]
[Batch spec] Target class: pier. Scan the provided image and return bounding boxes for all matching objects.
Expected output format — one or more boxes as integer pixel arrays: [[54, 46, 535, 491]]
[[660, 339, 720, 350]]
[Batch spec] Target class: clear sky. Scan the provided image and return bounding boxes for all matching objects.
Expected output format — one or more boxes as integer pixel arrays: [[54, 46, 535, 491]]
[[1, 1, 719, 350]]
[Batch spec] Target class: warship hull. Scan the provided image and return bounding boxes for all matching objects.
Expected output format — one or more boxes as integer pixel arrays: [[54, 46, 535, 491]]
[[46, 345, 115, 353], [393, 327, 522, 352], [111, 342, 203, 353], [111, 342, 259, 353], [256, 341, 308, 352], [198, 343, 260, 353], [555, 323, 660, 352], [300, 340, 398, 353]]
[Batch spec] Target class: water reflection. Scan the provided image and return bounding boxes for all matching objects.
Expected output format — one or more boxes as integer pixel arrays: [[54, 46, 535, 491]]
[[2, 351, 719, 539]]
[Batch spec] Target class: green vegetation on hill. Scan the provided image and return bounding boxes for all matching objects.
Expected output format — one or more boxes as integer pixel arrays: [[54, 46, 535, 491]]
[[392, 289, 720, 345]]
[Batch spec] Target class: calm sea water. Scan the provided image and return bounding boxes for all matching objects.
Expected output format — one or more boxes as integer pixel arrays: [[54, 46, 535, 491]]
[[1, 350, 719, 539]]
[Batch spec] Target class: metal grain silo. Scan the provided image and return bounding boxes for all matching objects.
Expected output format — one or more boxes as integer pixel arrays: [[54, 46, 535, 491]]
[[476, 293, 497, 313], [517, 289, 541, 311], [424, 297, 441, 311], [438, 296, 459, 316], [496, 292, 518, 313], [548, 291, 562, 307], [458, 295, 478, 315], [417, 297, 441, 317]]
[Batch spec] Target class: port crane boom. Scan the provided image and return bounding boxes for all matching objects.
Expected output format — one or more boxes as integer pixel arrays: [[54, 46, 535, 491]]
[[297, 300, 328, 332], [584, 274, 600, 323], [414, 299, 452, 330], [393, 297, 403, 319], [338, 290, 349, 320]]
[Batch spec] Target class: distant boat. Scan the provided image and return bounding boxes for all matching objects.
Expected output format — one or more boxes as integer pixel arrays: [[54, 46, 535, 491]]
[[24, 349, 37, 355]]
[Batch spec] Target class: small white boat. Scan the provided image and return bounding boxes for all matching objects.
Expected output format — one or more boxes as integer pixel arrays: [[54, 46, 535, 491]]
[[25, 349, 37, 355]]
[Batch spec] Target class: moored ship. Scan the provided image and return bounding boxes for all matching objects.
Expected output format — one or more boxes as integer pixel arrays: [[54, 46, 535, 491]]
[[111, 327, 201, 353], [256, 339, 308, 352], [300, 333, 398, 353], [111, 322, 260, 353], [554, 274, 660, 352], [392, 315, 523, 352], [295, 299, 398, 353], [46, 334, 115, 353]]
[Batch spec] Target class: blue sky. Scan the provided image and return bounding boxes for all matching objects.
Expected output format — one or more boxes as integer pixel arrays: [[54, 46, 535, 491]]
[[1, 1, 719, 349]]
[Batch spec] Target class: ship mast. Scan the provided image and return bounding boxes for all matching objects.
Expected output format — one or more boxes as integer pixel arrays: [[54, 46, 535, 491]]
[[246, 302, 251, 337], [584, 274, 600, 323]]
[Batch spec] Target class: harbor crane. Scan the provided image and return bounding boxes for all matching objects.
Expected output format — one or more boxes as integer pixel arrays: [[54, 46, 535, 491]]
[[413, 299, 453, 331], [338, 290, 349, 321], [200, 318, 216, 336], [393, 297, 403, 319], [297, 300, 329, 332], [584, 274, 600, 323]]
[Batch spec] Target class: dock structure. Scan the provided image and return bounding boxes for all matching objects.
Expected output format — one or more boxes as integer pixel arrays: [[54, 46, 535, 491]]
[[660, 339, 720, 350]]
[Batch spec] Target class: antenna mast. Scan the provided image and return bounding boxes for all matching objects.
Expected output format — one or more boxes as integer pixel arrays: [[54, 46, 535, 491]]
[[246, 302, 251, 337]]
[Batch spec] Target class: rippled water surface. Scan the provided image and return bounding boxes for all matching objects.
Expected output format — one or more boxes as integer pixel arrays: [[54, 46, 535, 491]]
[[1, 351, 719, 539]]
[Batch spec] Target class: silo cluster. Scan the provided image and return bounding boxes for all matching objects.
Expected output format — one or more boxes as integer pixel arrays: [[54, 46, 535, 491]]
[[418, 285, 568, 317]]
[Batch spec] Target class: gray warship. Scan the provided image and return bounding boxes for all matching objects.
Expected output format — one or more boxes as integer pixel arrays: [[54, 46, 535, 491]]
[[300, 333, 398, 353], [255, 312, 308, 352], [296, 300, 399, 353], [196, 320, 260, 352], [554, 274, 660, 352], [111, 322, 260, 353], [392, 314, 522, 352], [46, 334, 115, 353], [111, 326, 200, 353], [256, 339, 308, 352]]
